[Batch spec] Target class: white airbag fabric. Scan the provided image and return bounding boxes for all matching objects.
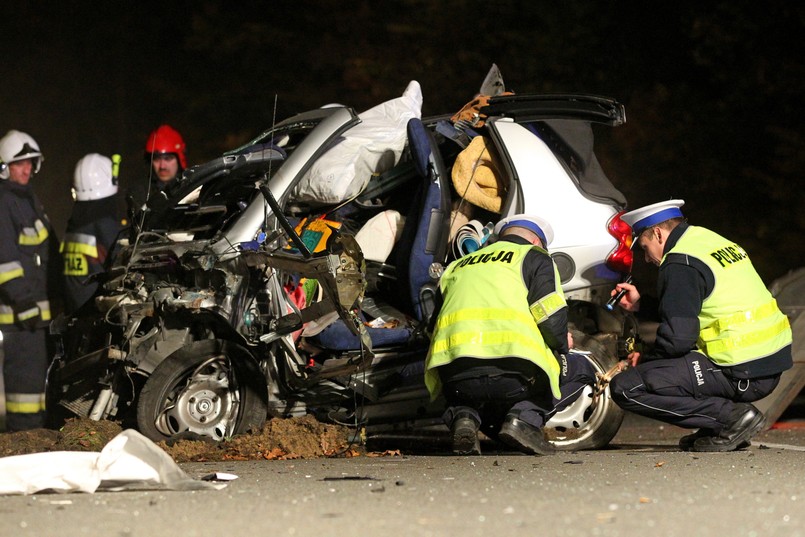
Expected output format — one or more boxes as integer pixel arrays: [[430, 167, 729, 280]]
[[292, 80, 423, 205], [355, 210, 405, 262]]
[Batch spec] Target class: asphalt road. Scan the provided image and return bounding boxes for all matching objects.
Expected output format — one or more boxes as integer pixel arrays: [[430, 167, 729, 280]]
[[1, 414, 804, 537]]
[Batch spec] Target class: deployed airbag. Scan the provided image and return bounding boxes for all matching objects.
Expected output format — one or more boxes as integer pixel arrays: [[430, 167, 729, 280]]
[[292, 81, 423, 205]]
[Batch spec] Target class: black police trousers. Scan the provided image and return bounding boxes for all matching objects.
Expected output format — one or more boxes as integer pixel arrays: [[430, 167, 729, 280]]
[[609, 351, 781, 432], [439, 353, 596, 431]]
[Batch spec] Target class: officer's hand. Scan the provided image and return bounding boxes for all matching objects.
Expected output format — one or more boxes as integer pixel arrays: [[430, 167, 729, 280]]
[[15, 302, 40, 331], [567, 331, 574, 350], [627, 351, 641, 367], [612, 282, 641, 312]]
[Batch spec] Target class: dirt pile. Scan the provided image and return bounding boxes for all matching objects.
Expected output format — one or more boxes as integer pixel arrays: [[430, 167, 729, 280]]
[[0, 415, 364, 462], [0, 418, 122, 457], [159, 414, 364, 462]]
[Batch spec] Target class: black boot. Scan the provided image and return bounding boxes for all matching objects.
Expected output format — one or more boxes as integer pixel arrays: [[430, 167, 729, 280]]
[[451, 414, 481, 456], [679, 428, 750, 451], [498, 415, 555, 456], [679, 429, 716, 451], [691, 404, 765, 452]]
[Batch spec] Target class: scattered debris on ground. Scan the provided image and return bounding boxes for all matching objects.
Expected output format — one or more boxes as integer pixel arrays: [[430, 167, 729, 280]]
[[0, 415, 373, 462]]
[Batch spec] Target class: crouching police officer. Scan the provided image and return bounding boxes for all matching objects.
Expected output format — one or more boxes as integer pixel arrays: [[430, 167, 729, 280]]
[[610, 200, 792, 452], [425, 215, 596, 455]]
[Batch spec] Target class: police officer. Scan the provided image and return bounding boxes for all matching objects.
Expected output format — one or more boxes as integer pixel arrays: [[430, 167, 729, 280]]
[[425, 214, 596, 455], [610, 200, 793, 452], [0, 130, 61, 431], [61, 153, 125, 313]]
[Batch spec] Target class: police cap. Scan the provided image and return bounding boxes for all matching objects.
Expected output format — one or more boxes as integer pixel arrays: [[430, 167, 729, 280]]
[[621, 199, 685, 236], [494, 214, 554, 247]]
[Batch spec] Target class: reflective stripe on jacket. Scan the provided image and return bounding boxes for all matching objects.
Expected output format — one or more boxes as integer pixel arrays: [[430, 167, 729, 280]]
[[61, 232, 99, 276], [425, 241, 563, 399], [18, 219, 49, 246], [0, 300, 51, 324], [664, 226, 792, 366], [0, 260, 24, 285]]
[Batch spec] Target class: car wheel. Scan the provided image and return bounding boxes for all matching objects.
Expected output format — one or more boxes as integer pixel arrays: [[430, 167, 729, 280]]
[[545, 330, 624, 451], [137, 339, 267, 442]]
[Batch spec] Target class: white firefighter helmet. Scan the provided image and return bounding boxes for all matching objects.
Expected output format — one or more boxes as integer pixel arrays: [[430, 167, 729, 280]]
[[0, 130, 43, 180], [73, 153, 118, 201]]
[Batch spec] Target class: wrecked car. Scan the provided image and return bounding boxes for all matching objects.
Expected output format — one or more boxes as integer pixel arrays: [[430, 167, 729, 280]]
[[46, 78, 636, 451]]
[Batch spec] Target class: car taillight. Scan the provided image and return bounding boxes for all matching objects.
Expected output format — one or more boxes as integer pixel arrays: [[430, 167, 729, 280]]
[[605, 211, 633, 273]]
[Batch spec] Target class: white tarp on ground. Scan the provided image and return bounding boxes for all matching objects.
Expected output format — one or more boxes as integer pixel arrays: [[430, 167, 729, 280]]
[[292, 80, 423, 205], [0, 429, 223, 495]]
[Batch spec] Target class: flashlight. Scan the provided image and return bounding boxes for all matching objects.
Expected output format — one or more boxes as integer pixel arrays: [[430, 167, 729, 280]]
[[605, 275, 633, 311]]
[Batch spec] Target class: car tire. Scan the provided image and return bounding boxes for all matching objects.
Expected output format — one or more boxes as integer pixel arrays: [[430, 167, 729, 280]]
[[136, 339, 267, 442], [545, 329, 625, 451]]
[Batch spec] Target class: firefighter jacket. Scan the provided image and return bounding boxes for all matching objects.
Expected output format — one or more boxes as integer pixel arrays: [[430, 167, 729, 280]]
[[128, 175, 180, 208], [0, 180, 61, 329], [425, 236, 568, 399], [662, 225, 792, 371], [61, 196, 124, 312]]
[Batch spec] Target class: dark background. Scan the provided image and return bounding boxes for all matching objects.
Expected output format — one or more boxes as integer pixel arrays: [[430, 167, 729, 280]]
[[4, 0, 804, 284]]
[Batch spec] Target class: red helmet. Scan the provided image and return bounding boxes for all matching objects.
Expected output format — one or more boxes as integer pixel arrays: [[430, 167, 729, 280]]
[[144, 125, 187, 169]]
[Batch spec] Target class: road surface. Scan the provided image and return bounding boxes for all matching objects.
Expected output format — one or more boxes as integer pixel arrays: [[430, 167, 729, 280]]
[[1, 414, 803, 537]]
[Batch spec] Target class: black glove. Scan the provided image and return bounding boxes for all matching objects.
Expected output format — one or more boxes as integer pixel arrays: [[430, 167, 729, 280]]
[[15, 301, 40, 331]]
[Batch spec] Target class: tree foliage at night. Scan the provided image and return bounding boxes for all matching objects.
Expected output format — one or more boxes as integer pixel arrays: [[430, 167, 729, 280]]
[[4, 1, 803, 281]]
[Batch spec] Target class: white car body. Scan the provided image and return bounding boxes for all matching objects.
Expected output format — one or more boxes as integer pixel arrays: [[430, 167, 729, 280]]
[[492, 118, 622, 301]]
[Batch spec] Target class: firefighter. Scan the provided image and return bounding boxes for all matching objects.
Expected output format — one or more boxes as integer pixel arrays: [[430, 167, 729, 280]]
[[61, 153, 125, 313], [610, 200, 793, 452], [125, 124, 187, 226], [144, 124, 186, 201], [425, 214, 596, 455], [0, 130, 61, 431]]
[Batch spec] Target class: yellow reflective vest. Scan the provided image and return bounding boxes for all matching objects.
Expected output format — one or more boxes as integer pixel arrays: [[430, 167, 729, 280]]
[[664, 226, 792, 366], [425, 241, 565, 400]]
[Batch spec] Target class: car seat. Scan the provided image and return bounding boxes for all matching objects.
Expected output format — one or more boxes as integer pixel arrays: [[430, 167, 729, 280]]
[[394, 117, 451, 325], [309, 118, 451, 351]]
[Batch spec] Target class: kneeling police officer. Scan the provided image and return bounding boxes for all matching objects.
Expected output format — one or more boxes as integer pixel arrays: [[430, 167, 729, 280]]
[[425, 214, 595, 455]]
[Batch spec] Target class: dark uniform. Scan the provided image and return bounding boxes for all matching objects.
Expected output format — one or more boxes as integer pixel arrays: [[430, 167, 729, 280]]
[[426, 234, 595, 448], [0, 179, 61, 430], [61, 195, 124, 312], [610, 222, 792, 439], [128, 175, 181, 208]]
